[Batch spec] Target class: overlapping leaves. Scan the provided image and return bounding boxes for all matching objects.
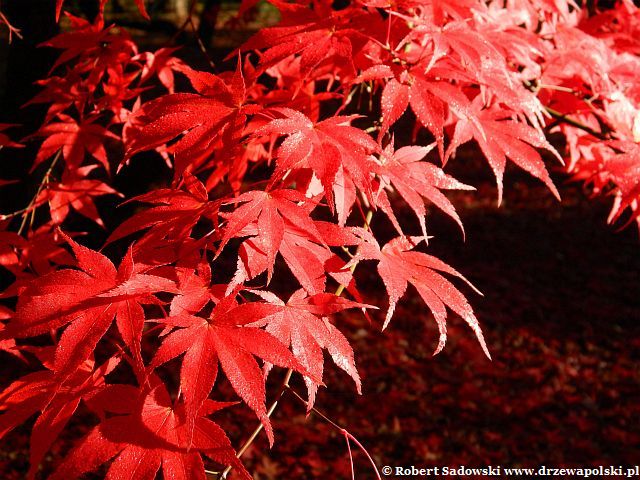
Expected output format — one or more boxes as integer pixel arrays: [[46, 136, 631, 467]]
[[3, 0, 639, 478]]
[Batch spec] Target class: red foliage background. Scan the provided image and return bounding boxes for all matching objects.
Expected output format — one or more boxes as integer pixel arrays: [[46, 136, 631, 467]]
[[0, 0, 639, 478]]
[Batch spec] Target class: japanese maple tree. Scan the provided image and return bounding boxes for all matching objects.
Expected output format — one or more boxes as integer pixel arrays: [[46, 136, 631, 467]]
[[0, 0, 639, 478]]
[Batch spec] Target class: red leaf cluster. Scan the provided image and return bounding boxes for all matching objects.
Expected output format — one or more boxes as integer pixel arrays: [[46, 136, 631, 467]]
[[0, 0, 639, 477]]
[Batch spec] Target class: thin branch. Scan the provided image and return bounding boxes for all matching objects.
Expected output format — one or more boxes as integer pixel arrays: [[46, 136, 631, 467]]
[[285, 385, 382, 480], [345, 431, 355, 480], [1, 151, 62, 234], [0, 10, 22, 43], [544, 106, 611, 141], [285, 386, 343, 430], [167, 0, 199, 44], [342, 430, 382, 480], [187, 16, 216, 70], [537, 83, 576, 93], [522, 80, 612, 141], [217, 369, 293, 479], [335, 208, 373, 297], [163, 0, 216, 70]]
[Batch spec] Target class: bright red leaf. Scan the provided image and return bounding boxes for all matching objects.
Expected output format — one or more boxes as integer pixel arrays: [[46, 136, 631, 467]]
[[355, 235, 490, 358], [150, 293, 312, 445], [50, 379, 250, 480], [255, 108, 378, 214], [1, 232, 176, 378], [243, 289, 368, 407], [446, 101, 562, 203]]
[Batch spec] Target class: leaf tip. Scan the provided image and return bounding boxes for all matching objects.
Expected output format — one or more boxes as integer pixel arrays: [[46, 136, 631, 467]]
[[381, 303, 395, 331]]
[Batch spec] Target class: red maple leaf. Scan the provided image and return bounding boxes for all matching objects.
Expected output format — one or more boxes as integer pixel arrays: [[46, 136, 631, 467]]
[[107, 172, 218, 246], [0, 354, 120, 480], [0, 124, 23, 149], [242, 289, 368, 407], [43, 13, 137, 78], [0, 227, 74, 281], [354, 235, 490, 358], [136, 47, 188, 94], [24, 74, 85, 123], [237, 6, 372, 80], [35, 166, 122, 227], [586, 140, 640, 229], [123, 62, 258, 179], [375, 142, 475, 237], [357, 65, 478, 161], [218, 188, 325, 282], [166, 259, 219, 316], [446, 101, 562, 203], [49, 379, 250, 480], [230, 219, 358, 296], [31, 114, 118, 172], [0, 319, 24, 360], [255, 108, 378, 214], [1, 232, 176, 378], [150, 293, 312, 445]]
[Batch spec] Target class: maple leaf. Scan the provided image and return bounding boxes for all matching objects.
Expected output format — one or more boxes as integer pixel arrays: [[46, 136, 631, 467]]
[[0, 318, 25, 361], [43, 13, 137, 77], [96, 65, 146, 122], [133, 0, 150, 19], [0, 226, 75, 281], [401, 17, 506, 74], [375, 142, 474, 237], [0, 355, 120, 480], [542, 27, 614, 99], [150, 294, 312, 445], [589, 140, 640, 229], [218, 188, 325, 282], [124, 93, 234, 176], [360, 65, 478, 161], [50, 379, 250, 480], [24, 74, 85, 123], [31, 114, 118, 172], [243, 289, 368, 407], [236, 7, 373, 81], [107, 172, 218, 246], [0, 231, 27, 278], [355, 235, 490, 358], [229, 219, 359, 296], [35, 166, 122, 227], [254, 108, 378, 214], [446, 102, 562, 203], [123, 62, 257, 180], [167, 259, 218, 317], [136, 47, 187, 94], [1, 232, 176, 378]]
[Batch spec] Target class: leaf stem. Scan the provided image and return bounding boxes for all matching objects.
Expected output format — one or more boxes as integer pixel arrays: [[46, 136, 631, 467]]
[[4, 150, 62, 235], [217, 369, 293, 479], [544, 106, 610, 141], [522, 79, 611, 141], [0, 10, 22, 43], [285, 385, 382, 480], [187, 16, 217, 70]]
